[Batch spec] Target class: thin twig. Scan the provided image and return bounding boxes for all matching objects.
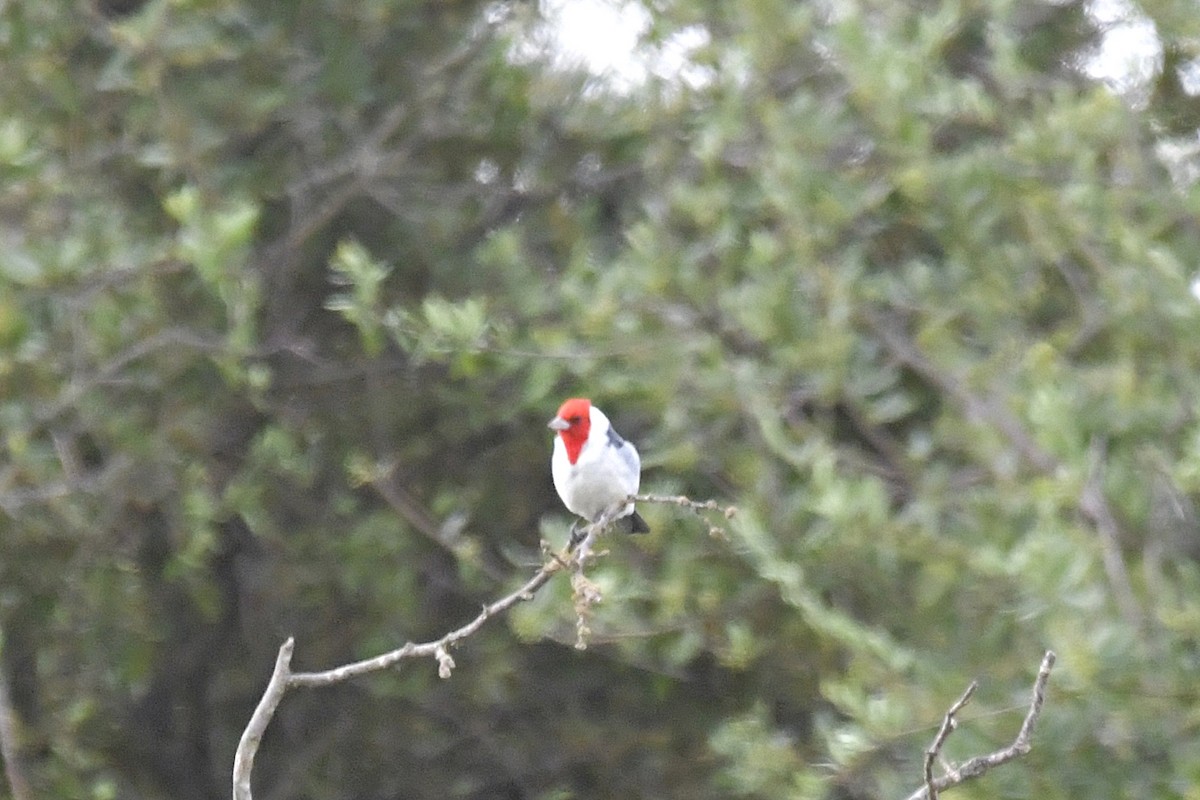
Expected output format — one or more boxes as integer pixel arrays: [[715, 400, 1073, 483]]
[[923, 681, 978, 800], [569, 502, 626, 564], [288, 561, 563, 688], [567, 494, 737, 648], [563, 503, 630, 649], [903, 650, 1056, 800], [634, 493, 738, 518], [632, 493, 737, 539]]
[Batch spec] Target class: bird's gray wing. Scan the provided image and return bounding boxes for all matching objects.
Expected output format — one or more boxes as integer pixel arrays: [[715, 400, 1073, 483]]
[[607, 426, 641, 484]]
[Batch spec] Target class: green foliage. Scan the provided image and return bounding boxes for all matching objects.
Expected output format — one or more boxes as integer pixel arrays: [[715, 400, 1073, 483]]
[[3, 0, 1200, 798], [326, 238, 392, 356]]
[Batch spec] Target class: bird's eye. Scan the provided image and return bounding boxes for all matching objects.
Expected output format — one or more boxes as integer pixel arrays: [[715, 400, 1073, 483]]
[[569, 416, 581, 423]]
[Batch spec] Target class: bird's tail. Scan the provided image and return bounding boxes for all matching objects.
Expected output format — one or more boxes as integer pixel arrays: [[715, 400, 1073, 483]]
[[621, 510, 650, 534]]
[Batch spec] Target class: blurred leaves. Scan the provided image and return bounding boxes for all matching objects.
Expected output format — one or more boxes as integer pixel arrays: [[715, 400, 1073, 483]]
[[326, 239, 392, 356], [2, 0, 1200, 798]]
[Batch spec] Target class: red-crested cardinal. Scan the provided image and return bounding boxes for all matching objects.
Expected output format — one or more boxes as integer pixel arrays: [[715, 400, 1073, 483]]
[[548, 397, 650, 544]]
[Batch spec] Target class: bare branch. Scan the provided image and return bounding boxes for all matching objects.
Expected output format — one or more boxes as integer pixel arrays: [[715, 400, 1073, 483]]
[[230, 493, 728, 799], [923, 681, 977, 800], [569, 501, 629, 563], [233, 638, 296, 800], [567, 495, 736, 648], [633, 493, 737, 540], [904, 650, 1056, 800], [634, 493, 738, 518], [288, 561, 563, 688], [230, 556, 568, 799]]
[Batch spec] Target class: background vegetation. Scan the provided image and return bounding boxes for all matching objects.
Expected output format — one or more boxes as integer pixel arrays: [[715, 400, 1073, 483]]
[[3, 0, 1200, 797]]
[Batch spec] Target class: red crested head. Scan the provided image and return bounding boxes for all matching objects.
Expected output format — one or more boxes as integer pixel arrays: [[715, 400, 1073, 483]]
[[549, 397, 592, 465]]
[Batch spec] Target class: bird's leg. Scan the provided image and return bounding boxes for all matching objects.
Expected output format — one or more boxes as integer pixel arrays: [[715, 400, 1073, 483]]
[[567, 519, 585, 550]]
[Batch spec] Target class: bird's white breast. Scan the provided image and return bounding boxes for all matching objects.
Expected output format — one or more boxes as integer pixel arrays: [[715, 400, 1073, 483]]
[[552, 429, 640, 522]]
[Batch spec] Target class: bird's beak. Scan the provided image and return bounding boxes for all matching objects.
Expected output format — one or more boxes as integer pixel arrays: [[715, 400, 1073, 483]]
[[547, 417, 569, 431]]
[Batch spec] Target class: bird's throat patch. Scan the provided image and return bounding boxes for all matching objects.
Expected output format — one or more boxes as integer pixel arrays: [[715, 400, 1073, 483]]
[[561, 432, 586, 465]]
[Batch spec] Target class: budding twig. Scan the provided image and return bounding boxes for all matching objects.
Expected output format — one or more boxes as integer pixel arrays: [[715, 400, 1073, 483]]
[[565, 493, 738, 647], [633, 493, 737, 535], [232, 492, 732, 799]]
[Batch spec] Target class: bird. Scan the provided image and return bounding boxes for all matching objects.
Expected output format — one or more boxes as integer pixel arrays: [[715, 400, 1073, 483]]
[[548, 397, 650, 546]]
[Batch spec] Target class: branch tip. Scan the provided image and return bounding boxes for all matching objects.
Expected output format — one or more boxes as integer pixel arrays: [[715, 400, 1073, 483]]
[[905, 651, 1056, 800]]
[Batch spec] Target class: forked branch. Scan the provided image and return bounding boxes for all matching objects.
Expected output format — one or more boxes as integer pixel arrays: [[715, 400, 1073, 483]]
[[904, 650, 1056, 800], [231, 493, 733, 800], [230, 557, 564, 800]]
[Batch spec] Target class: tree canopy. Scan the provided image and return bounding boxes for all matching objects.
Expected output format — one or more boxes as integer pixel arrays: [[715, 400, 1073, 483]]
[[3, 0, 1200, 798]]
